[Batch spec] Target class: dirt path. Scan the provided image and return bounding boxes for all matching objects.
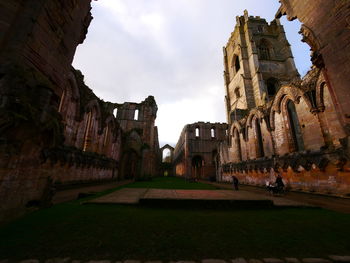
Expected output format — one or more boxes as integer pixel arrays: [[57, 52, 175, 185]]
[[203, 181, 350, 213], [52, 180, 132, 204]]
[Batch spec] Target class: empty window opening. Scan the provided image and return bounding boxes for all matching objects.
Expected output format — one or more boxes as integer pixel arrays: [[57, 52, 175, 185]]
[[134, 109, 139, 120], [255, 118, 265, 158], [266, 78, 278, 97], [195, 127, 200, 137], [257, 25, 263, 33], [113, 108, 118, 118], [234, 55, 240, 72], [211, 128, 216, 138], [258, 39, 270, 60], [162, 148, 171, 163], [287, 100, 305, 152]]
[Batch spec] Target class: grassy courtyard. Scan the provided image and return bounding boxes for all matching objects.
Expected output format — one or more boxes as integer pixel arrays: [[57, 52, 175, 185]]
[[0, 177, 349, 260]]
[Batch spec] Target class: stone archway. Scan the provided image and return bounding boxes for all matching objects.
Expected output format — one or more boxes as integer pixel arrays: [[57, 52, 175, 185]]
[[191, 155, 204, 180], [120, 150, 140, 180], [160, 144, 175, 177]]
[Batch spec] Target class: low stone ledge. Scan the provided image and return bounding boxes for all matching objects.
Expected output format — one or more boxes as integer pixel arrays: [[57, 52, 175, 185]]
[[202, 260, 227, 263], [302, 259, 332, 263], [45, 258, 71, 263], [263, 258, 284, 263], [328, 256, 350, 263], [231, 258, 248, 263], [285, 258, 301, 263]]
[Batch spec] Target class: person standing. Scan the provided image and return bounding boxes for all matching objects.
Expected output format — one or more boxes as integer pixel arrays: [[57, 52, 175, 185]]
[[275, 173, 285, 191], [232, 175, 239, 190]]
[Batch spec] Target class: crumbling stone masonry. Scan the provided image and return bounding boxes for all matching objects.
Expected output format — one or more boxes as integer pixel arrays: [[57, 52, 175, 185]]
[[0, 0, 161, 222], [0, 0, 95, 222], [115, 96, 161, 180], [174, 122, 228, 181], [219, 6, 350, 195]]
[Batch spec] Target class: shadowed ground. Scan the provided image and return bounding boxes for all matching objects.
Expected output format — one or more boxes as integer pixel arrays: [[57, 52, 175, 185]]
[[0, 177, 349, 261]]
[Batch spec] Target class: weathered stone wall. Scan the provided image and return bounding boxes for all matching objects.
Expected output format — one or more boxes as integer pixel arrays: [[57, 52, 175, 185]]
[[174, 122, 228, 180], [0, 0, 137, 223], [222, 69, 350, 195], [277, 0, 350, 134], [115, 96, 161, 179], [221, 3, 350, 196]]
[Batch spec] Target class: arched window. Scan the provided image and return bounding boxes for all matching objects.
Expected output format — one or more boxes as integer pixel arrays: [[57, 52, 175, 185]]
[[266, 78, 279, 98], [255, 118, 264, 158], [162, 148, 171, 163], [195, 127, 200, 137], [134, 109, 139, 120], [258, 39, 270, 60], [234, 129, 242, 161], [287, 100, 304, 152], [211, 127, 215, 138], [113, 108, 118, 118], [234, 55, 240, 72]]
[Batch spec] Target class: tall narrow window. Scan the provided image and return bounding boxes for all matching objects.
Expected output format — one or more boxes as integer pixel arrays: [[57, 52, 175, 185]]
[[195, 127, 200, 137], [134, 109, 139, 120], [113, 108, 118, 118], [255, 118, 264, 158], [287, 100, 304, 152], [235, 129, 242, 161], [234, 55, 240, 73], [258, 39, 270, 60], [211, 128, 215, 138]]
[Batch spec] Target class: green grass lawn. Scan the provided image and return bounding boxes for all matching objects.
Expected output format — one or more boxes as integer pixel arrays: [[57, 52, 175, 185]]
[[0, 178, 350, 260], [125, 176, 217, 190]]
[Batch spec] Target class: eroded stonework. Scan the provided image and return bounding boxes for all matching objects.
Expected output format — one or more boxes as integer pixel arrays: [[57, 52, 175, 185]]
[[174, 122, 228, 181], [0, 0, 160, 222], [219, 8, 350, 195]]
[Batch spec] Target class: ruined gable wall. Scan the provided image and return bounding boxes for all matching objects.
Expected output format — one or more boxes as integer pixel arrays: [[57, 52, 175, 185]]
[[177, 122, 228, 180], [116, 96, 160, 178]]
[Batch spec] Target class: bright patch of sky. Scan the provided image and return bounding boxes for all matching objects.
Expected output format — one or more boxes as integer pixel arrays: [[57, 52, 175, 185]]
[[73, 0, 312, 147]]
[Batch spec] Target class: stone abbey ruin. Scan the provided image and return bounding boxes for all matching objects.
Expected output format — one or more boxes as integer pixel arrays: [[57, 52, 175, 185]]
[[1, 0, 350, 222]]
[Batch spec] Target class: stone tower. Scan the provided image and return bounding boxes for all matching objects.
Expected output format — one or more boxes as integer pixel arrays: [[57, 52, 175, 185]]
[[223, 10, 299, 124]]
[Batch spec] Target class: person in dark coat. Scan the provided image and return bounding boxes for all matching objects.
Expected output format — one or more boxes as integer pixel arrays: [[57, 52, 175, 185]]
[[232, 175, 239, 190], [275, 173, 284, 191]]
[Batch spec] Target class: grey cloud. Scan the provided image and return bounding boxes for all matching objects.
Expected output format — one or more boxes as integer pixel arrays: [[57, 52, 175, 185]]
[[73, 0, 311, 146]]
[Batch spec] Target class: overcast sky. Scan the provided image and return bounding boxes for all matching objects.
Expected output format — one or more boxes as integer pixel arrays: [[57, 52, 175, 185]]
[[73, 0, 312, 147]]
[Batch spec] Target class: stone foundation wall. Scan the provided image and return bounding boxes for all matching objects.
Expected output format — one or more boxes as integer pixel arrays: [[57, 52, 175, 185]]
[[222, 160, 350, 196]]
